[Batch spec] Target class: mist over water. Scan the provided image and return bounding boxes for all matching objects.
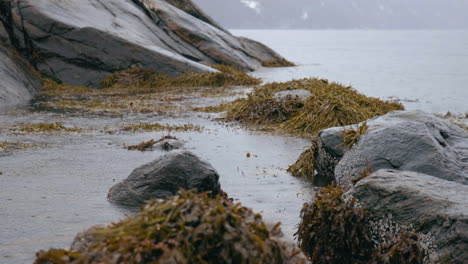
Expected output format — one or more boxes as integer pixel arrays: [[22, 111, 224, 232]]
[[233, 30, 468, 114]]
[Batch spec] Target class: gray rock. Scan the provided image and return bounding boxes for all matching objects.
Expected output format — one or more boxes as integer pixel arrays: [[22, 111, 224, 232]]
[[108, 151, 221, 207], [315, 111, 468, 187], [0, 43, 41, 110], [70, 225, 103, 252], [273, 89, 312, 102], [0, 0, 286, 87], [238, 37, 289, 64], [153, 138, 184, 151], [162, 0, 226, 32], [350, 169, 468, 264], [312, 126, 347, 185], [149, 0, 261, 71]]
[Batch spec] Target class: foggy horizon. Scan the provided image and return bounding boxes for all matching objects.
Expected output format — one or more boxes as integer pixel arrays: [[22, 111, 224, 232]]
[[193, 0, 468, 30]]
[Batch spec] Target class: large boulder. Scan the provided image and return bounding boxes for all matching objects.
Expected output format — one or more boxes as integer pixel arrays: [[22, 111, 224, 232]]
[[108, 151, 221, 207], [350, 169, 468, 264], [314, 111, 468, 187], [0, 43, 41, 110], [0, 0, 287, 87]]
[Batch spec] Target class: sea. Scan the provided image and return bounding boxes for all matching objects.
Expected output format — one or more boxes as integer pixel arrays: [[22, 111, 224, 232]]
[[233, 30, 468, 114]]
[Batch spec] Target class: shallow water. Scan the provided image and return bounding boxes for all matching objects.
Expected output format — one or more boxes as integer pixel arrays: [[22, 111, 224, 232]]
[[0, 99, 313, 263], [233, 30, 468, 114]]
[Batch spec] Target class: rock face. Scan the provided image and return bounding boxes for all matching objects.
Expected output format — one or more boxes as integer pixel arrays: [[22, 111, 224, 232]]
[[0, 43, 41, 110], [314, 111, 468, 187], [0, 0, 287, 88], [108, 151, 221, 207], [351, 169, 468, 264]]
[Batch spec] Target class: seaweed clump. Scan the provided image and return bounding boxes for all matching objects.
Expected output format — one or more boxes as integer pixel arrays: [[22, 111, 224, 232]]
[[122, 123, 202, 133], [219, 78, 403, 137], [19, 122, 81, 133], [101, 65, 261, 89], [297, 186, 428, 264], [340, 122, 369, 149], [34, 191, 295, 264], [262, 58, 296, 67], [126, 136, 178, 151], [372, 232, 426, 264], [0, 141, 37, 152], [36, 65, 260, 115], [287, 140, 318, 179], [296, 186, 374, 264]]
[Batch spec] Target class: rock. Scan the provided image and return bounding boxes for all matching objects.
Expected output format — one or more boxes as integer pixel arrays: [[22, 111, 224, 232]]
[[0, 0, 287, 87], [149, 0, 262, 71], [312, 126, 347, 185], [162, 0, 225, 31], [108, 151, 221, 207], [274, 89, 312, 102], [238, 37, 289, 65], [153, 138, 184, 151], [315, 110, 468, 187], [0, 43, 41, 110], [350, 169, 468, 264], [70, 225, 103, 252]]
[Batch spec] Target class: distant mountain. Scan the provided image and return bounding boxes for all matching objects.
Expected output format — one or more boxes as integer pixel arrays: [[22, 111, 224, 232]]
[[192, 0, 468, 29]]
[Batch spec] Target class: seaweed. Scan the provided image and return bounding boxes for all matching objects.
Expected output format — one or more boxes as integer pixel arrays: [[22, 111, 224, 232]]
[[262, 58, 296, 67], [126, 136, 178, 151], [296, 186, 374, 264], [287, 140, 318, 179], [101, 65, 261, 89], [122, 123, 202, 133], [36, 65, 260, 115], [220, 78, 403, 137], [297, 186, 429, 264], [0, 141, 39, 152], [371, 232, 426, 264], [340, 122, 369, 149], [34, 191, 289, 264], [19, 122, 81, 133]]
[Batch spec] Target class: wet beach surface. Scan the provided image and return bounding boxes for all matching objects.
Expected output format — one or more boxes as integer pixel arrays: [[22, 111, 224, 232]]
[[0, 88, 315, 263]]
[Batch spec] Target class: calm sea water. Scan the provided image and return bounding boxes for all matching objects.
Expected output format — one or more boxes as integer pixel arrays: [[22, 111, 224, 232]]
[[233, 30, 468, 114]]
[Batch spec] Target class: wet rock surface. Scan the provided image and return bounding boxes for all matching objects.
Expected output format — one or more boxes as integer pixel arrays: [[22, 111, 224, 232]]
[[315, 111, 468, 187], [108, 151, 221, 207], [0, 44, 41, 110], [351, 169, 468, 264], [153, 138, 184, 151], [0, 0, 286, 87]]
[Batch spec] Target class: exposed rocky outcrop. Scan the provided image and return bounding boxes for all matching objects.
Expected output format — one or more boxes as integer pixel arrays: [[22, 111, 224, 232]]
[[0, 43, 41, 110], [313, 111, 468, 187], [162, 0, 225, 31], [351, 169, 468, 264], [108, 151, 221, 207], [0, 0, 287, 88]]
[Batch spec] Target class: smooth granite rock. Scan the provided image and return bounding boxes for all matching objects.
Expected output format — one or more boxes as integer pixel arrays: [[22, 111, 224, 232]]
[[0, 0, 287, 87], [108, 151, 221, 207], [313, 111, 468, 187], [350, 169, 468, 264], [0, 43, 41, 110]]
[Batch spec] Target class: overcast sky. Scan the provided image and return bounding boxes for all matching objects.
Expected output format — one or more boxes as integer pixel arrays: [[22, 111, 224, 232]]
[[192, 0, 468, 29]]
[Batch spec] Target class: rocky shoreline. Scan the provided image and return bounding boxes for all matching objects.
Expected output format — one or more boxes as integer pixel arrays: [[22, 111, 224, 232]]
[[1, 0, 467, 263]]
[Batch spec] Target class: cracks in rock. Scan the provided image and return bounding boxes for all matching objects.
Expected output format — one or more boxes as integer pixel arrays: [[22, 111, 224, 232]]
[[16, 0, 36, 65], [0, 1, 20, 49], [134, 0, 220, 65]]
